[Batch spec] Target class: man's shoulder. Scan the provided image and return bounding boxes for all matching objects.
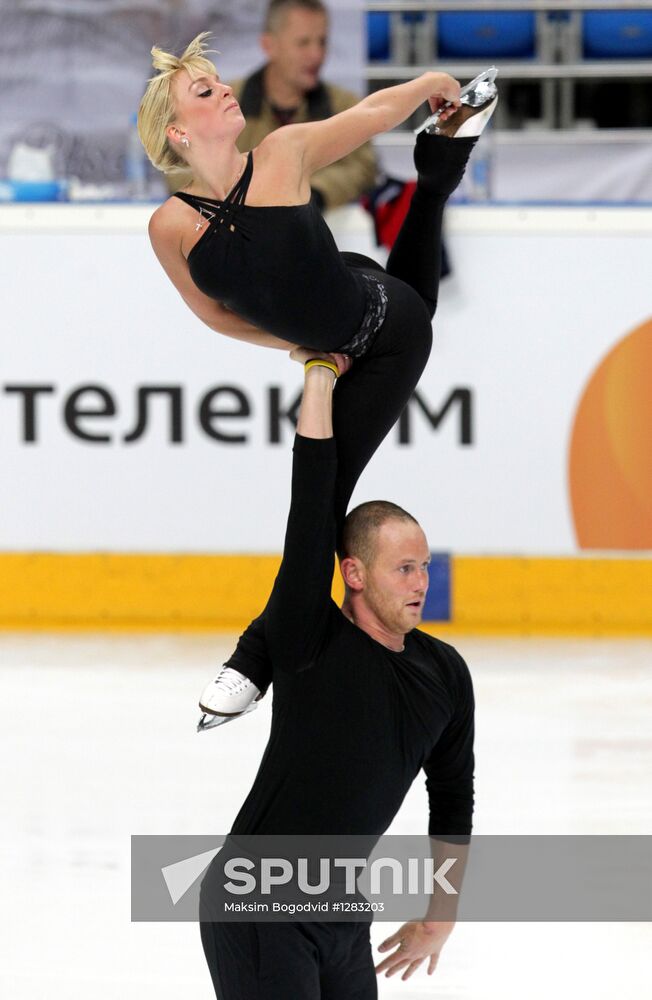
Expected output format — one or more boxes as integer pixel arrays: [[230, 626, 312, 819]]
[[412, 629, 471, 675], [412, 628, 459, 655], [413, 631, 473, 707], [321, 80, 361, 113]]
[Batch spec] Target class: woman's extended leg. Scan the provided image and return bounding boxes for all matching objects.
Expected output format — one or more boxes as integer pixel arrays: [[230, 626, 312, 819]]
[[213, 134, 477, 697], [331, 133, 478, 521], [386, 134, 476, 318]]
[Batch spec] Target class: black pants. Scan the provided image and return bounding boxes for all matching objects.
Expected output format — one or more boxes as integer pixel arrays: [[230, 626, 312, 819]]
[[222, 133, 476, 696], [201, 920, 377, 1000]]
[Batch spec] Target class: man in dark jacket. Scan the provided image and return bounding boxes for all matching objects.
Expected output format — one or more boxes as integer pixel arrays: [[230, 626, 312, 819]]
[[229, 0, 377, 211], [162, 0, 371, 214]]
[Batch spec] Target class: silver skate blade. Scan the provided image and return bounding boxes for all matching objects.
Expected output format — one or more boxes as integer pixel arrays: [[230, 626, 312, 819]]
[[414, 66, 499, 135], [197, 700, 259, 733], [460, 66, 498, 101]]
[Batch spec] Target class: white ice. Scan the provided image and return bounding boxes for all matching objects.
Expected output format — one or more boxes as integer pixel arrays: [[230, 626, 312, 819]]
[[2, 634, 651, 999]]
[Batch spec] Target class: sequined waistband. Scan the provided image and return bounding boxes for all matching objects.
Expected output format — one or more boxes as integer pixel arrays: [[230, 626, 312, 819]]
[[336, 272, 388, 359]]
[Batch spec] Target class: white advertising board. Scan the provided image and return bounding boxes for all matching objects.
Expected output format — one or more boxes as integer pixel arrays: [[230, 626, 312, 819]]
[[1, 204, 650, 554]]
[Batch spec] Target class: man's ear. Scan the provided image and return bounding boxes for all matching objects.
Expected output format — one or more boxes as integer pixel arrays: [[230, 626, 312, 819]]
[[260, 32, 276, 60], [340, 556, 365, 592]]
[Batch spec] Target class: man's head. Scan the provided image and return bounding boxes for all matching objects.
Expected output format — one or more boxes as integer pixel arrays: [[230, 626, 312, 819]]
[[261, 0, 329, 95], [339, 502, 430, 636]]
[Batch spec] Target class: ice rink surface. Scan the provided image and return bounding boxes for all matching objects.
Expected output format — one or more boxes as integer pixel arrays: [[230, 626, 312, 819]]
[[2, 633, 651, 999]]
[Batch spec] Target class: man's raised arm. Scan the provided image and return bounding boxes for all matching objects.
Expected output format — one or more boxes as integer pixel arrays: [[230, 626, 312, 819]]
[[264, 349, 350, 673]]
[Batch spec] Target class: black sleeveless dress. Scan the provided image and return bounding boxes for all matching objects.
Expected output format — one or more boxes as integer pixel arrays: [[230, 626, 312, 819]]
[[173, 150, 387, 357]]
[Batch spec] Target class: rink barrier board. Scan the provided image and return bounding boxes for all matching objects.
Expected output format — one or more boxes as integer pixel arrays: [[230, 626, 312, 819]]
[[0, 553, 650, 636]]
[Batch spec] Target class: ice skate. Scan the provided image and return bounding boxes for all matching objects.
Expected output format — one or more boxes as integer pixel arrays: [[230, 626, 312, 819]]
[[196, 666, 262, 733], [414, 67, 498, 138]]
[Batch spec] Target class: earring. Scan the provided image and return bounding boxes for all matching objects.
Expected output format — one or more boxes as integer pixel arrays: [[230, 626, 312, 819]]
[[181, 136, 190, 148]]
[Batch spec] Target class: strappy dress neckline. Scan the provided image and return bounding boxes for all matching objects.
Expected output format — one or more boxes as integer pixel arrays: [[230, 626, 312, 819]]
[[178, 149, 252, 206], [173, 149, 313, 260]]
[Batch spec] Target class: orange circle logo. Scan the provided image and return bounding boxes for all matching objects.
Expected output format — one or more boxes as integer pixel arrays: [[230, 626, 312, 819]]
[[569, 317, 652, 548]]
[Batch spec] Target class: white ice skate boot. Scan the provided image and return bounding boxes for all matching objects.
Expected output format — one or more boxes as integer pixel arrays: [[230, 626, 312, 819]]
[[197, 666, 262, 733], [415, 67, 499, 138]]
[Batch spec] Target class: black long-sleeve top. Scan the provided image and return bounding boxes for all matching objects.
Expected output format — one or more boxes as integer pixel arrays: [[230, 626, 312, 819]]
[[230, 435, 475, 841]]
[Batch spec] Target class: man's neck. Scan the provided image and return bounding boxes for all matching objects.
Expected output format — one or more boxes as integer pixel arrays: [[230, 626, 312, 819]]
[[263, 63, 304, 111], [341, 599, 405, 653]]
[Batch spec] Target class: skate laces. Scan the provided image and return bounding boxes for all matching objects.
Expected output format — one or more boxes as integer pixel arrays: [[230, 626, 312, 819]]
[[214, 667, 252, 695]]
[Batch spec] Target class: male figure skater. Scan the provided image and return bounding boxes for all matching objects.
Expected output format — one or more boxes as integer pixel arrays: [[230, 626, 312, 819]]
[[199, 349, 475, 998]]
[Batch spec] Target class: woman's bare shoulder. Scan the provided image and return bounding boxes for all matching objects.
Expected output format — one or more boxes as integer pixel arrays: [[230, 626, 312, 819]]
[[249, 130, 307, 201], [254, 127, 310, 167], [148, 194, 185, 246]]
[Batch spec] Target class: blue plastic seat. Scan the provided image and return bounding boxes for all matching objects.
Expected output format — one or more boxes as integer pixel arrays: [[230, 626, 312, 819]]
[[400, 13, 427, 26], [367, 12, 390, 61], [438, 12, 536, 59], [583, 12, 652, 58]]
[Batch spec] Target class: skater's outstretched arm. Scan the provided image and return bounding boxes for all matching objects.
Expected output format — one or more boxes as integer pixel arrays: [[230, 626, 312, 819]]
[[264, 349, 350, 674], [294, 72, 461, 174]]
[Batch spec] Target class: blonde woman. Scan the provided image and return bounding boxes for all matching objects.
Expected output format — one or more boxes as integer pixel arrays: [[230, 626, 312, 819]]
[[139, 34, 497, 723]]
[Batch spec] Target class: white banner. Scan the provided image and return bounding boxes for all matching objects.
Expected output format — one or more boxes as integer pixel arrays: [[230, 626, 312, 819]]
[[2, 204, 651, 554], [0, 0, 364, 183]]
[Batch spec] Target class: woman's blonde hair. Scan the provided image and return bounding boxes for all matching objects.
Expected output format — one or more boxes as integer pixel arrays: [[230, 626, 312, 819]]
[[138, 32, 219, 174]]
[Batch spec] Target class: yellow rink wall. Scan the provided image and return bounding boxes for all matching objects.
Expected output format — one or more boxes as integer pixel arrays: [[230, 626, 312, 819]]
[[0, 553, 650, 636]]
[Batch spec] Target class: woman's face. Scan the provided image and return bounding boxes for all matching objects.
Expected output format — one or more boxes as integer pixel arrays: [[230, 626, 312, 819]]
[[168, 68, 246, 146]]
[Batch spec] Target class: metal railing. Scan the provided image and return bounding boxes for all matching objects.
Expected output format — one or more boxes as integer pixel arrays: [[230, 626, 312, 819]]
[[367, 61, 652, 80], [366, 2, 652, 11], [365, 1, 652, 128]]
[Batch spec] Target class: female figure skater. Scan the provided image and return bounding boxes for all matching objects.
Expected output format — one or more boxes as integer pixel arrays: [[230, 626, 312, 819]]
[[138, 34, 497, 724]]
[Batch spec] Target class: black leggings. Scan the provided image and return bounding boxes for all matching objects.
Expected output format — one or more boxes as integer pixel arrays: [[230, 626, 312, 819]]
[[201, 920, 376, 1000], [223, 134, 476, 694]]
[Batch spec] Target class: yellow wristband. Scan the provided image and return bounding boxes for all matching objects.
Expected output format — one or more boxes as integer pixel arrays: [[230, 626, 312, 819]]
[[304, 358, 339, 378]]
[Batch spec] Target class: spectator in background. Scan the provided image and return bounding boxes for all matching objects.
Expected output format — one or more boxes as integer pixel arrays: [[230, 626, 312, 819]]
[[233, 0, 377, 211], [170, 0, 377, 211]]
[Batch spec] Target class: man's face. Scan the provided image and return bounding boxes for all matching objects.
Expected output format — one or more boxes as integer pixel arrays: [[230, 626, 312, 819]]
[[262, 8, 329, 94], [360, 520, 431, 635]]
